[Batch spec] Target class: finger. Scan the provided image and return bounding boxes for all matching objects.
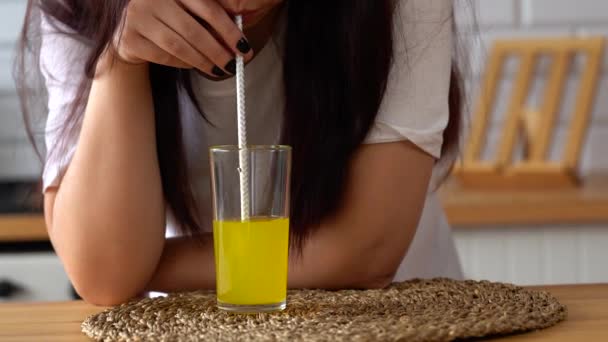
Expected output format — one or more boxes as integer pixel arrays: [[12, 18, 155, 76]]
[[158, 1, 236, 74], [124, 32, 192, 69], [135, 16, 217, 75], [180, 0, 253, 58]]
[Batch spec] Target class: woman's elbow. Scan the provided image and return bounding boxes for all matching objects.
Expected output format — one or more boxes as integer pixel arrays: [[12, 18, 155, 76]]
[[328, 249, 399, 290], [56, 248, 156, 306], [65, 258, 151, 306], [350, 234, 409, 289], [77, 288, 136, 307], [354, 258, 397, 290], [72, 274, 142, 306], [353, 268, 396, 290]]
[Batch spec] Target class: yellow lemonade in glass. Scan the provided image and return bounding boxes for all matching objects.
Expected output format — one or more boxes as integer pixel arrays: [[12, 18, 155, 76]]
[[213, 217, 289, 307]]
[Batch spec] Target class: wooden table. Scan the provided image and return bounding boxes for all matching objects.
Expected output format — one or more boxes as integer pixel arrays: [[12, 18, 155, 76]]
[[0, 284, 606, 341]]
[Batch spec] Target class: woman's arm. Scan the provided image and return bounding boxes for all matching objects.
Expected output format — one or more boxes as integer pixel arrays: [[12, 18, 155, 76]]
[[289, 141, 433, 289], [43, 0, 255, 306], [146, 141, 433, 292], [45, 59, 166, 306]]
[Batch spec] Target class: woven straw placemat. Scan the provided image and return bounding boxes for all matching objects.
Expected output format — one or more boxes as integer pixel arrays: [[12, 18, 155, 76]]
[[82, 278, 566, 342]]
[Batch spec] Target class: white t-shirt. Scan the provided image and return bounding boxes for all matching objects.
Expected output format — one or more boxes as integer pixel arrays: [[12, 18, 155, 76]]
[[40, 0, 463, 281]]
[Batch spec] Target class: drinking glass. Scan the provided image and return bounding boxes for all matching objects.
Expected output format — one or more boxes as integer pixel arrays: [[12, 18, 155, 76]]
[[209, 145, 291, 313]]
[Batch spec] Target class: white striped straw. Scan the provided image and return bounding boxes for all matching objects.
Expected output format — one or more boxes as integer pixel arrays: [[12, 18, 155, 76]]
[[235, 15, 250, 221]]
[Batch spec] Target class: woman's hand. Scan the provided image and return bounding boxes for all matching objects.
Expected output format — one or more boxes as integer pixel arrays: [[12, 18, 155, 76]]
[[114, 0, 255, 77]]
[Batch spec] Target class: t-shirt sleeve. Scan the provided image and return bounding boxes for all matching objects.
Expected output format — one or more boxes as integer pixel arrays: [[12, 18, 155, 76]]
[[363, 0, 453, 159], [39, 14, 90, 192]]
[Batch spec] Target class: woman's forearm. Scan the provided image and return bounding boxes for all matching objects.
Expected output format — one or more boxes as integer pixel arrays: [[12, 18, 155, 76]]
[[146, 225, 400, 293], [146, 142, 431, 294], [49, 58, 165, 305], [146, 235, 217, 293]]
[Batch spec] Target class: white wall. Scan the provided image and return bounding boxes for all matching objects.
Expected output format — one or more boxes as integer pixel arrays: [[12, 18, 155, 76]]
[[0, 0, 40, 180], [459, 0, 608, 174], [453, 0, 608, 285]]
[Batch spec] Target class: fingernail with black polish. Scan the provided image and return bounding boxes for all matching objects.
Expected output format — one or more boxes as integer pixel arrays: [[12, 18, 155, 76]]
[[225, 59, 237, 74], [236, 38, 251, 54], [212, 65, 227, 77]]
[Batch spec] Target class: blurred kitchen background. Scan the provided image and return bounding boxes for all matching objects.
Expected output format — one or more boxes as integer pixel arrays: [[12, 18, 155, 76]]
[[1, 0, 608, 302]]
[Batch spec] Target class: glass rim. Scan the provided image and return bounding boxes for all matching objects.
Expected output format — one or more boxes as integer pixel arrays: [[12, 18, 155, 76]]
[[210, 144, 292, 152]]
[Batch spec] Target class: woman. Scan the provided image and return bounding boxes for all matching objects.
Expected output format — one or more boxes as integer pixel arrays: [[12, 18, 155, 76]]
[[18, 0, 463, 306]]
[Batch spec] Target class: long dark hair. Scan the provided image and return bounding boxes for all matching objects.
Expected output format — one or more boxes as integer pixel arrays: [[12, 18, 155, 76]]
[[17, 0, 462, 252]]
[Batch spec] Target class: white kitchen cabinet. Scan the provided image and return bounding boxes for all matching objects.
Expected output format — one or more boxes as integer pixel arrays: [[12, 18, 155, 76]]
[[0, 252, 72, 302]]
